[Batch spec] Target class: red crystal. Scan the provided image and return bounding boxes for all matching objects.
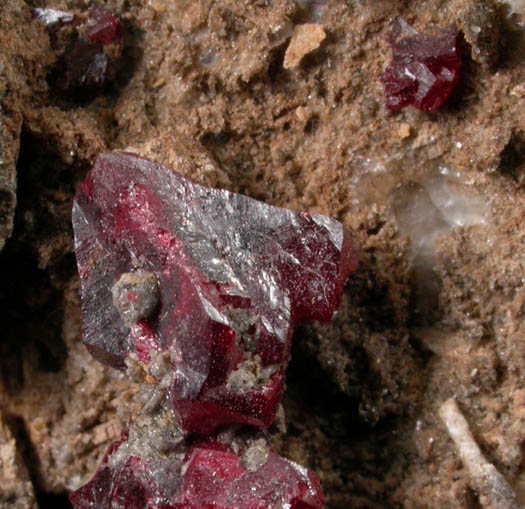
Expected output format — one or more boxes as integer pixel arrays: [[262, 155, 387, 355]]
[[62, 40, 110, 89], [86, 6, 124, 44], [72, 152, 357, 434], [382, 19, 461, 112], [35, 5, 124, 91], [69, 434, 324, 509]]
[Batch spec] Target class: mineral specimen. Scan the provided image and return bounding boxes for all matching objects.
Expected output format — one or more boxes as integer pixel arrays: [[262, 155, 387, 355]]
[[69, 432, 324, 508], [111, 271, 160, 327], [86, 6, 123, 44], [73, 152, 357, 434], [35, 5, 124, 90], [382, 19, 461, 112], [34, 7, 74, 30]]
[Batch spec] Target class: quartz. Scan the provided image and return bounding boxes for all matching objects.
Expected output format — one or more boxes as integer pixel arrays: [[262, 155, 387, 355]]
[[72, 152, 357, 434], [382, 19, 461, 112], [34, 7, 75, 46], [34, 8, 74, 28], [69, 433, 324, 509]]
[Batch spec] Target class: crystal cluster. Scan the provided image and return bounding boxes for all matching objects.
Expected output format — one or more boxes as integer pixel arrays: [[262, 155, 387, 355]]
[[383, 19, 461, 111], [73, 152, 357, 434], [70, 432, 324, 509], [35, 5, 123, 90], [71, 152, 358, 507]]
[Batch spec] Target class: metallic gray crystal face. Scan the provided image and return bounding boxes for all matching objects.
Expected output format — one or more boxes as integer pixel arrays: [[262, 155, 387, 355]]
[[72, 152, 358, 433]]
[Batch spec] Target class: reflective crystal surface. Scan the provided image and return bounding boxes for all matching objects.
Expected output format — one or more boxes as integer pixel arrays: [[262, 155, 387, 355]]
[[35, 5, 124, 90], [86, 6, 123, 44], [383, 19, 461, 111], [73, 152, 357, 434], [69, 433, 324, 509]]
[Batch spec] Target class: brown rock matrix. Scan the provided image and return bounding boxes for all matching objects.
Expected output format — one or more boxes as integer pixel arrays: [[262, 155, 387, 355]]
[[284, 23, 326, 69], [2, 0, 525, 507]]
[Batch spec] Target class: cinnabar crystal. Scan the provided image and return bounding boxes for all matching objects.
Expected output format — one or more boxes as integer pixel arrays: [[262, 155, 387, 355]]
[[69, 434, 324, 509], [35, 5, 124, 90], [86, 6, 123, 44], [72, 152, 357, 434], [383, 19, 461, 111]]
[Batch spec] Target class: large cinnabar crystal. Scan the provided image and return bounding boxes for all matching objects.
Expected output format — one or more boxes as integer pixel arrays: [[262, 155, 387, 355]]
[[72, 152, 357, 434]]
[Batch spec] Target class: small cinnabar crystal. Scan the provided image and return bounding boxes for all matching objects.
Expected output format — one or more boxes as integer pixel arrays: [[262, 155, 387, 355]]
[[72, 152, 358, 435], [382, 19, 461, 112], [86, 6, 123, 44], [60, 6, 123, 90], [35, 5, 124, 90], [69, 433, 324, 509]]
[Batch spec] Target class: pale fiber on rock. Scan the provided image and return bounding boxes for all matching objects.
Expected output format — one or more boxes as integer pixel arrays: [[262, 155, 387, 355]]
[[439, 398, 518, 509]]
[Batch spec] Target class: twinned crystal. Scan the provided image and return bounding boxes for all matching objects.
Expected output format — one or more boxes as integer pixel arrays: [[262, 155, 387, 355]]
[[383, 19, 461, 112], [35, 5, 124, 90], [72, 151, 356, 506], [73, 152, 357, 434], [69, 432, 324, 508]]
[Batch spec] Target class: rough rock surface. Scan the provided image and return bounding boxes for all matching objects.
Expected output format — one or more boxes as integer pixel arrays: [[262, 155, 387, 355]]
[[0, 0, 51, 251], [0, 410, 36, 509], [284, 23, 326, 69], [2, 0, 525, 507]]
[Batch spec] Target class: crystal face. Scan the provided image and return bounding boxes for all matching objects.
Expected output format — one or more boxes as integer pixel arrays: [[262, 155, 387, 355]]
[[72, 152, 357, 434], [69, 434, 324, 509], [61, 6, 123, 90], [86, 6, 123, 44], [382, 19, 461, 112], [35, 5, 124, 90]]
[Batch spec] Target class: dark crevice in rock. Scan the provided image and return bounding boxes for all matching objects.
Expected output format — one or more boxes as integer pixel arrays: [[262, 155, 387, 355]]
[[0, 127, 82, 392], [15, 126, 88, 266], [500, 130, 525, 181], [268, 43, 288, 82], [0, 245, 68, 385], [5, 415, 69, 509], [36, 491, 71, 509], [498, 8, 525, 69], [286, 332, 362, 428]]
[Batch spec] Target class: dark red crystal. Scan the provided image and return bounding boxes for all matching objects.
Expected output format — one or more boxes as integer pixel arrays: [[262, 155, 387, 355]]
[[62, 40, 109, 89], [35, 5, 123, 91], [86, 6, 123, 44], [72, 152, 357, 434], [383, 19, 461, 112], [69, 434, 324, 509]]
